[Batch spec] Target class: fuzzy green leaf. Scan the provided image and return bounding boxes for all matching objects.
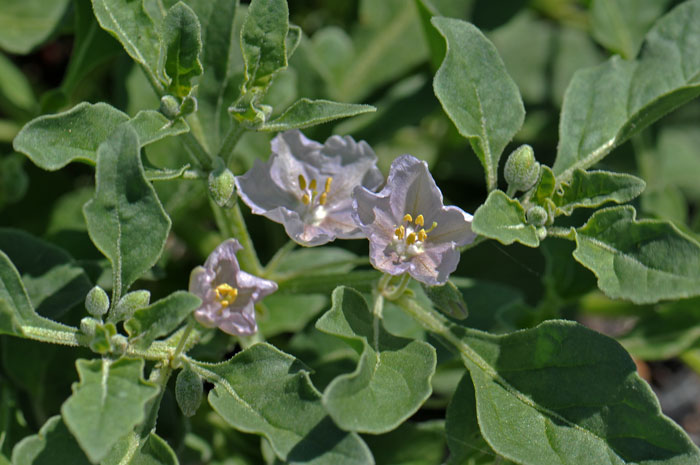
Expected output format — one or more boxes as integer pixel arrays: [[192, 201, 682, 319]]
[[11, 415, 91, 465], [554, 0, 700, 183], [191, 343, 374, 465], [91, 0, 164, 89], [0, 53, 35, 113], [573, 206, 700, 304], [472, 190, 539, 247], [432, 17, 525, 191], [554, 169, 646, 215], [61, 358, 159, 463], [0, 0, 70, 54], [83, 125, 171, 299], [124, 291, 200, 350], [240, 0, 289, 90], [260, 99, 375, 131], [162, 2, 203, 97], [454, 320, 700, 464], [364, 420, 446, 465], [316, 287, 436, 433], [101, 432, 179, 465]]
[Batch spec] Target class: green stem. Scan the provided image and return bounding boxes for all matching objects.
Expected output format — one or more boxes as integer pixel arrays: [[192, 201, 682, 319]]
[[547, 226, 575, 240], [182, 131, 214, 169], [263, 240, 297, 277], [218, 121, 245, 164], [171, 318, 197, 367], [209, 199, 263, 275], [382, 273, 411, 300]]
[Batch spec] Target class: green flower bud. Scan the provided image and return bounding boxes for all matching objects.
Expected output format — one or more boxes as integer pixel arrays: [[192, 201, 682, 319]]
[[79, 317, 99, 337], [526, 206, 548, 226], [176, 366, 203, 417], [421, 280, 468, 320], [109, 290, 151, 323], [180, 96, 198, 115], [504, 144, 540, 193], [208, 165, 237, 208], [160, 95, 181, 119], [85, 286, 109, 318], [536, 226, 547, 241]]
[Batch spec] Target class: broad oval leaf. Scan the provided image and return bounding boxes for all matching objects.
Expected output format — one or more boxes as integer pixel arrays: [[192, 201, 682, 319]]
[[554, 0, 700, 182], [11, 415, 91, 465], [83, 125, 171, 299], [61, 358, 159, 463], [432, 17, 525, 191], [101, 432, 179, 465], [554, 169, 646, 216], [240, 0, 289, 90], [0, 0, 70, 54], [471, 190, 539, 247], [454, 320, 700, 465], [315, 287, 436, 434], [161, 2, 203, 97], [260, 99, 375, 132], [91, 0, 164, 89], [573, 206, 700, 304], [190, 343, 374, 465]]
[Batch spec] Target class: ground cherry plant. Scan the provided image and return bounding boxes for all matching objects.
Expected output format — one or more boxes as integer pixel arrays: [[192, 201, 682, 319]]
[[2, 0, 700, 464]]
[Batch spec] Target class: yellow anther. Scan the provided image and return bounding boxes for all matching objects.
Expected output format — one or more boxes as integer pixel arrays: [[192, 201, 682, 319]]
[[298, 174, 307, 190], [324, 177, 333, 193], [319, 192, 328, 206], [309, 179, 317, 190], [403, 214, 413, 223], [415, 214, 425, 227], [302, 193, 311, 205], [215, 283, 238, 307], [426, 221, 438, 233], [395, 225, 405, 240], [406, 232, 417, 246], [417, 229, 428, 242]]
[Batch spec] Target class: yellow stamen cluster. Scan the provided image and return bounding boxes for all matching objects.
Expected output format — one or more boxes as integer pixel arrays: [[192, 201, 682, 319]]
[[394, 213, 437, 246], [215, 283, 238, 308], [299, 174, 333, 206]]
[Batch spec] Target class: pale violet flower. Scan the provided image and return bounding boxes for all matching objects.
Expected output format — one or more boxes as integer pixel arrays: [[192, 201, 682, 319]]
[[189, 239, 277, 335], [352, 155, 475, 286], [235, 130, 383, 246]]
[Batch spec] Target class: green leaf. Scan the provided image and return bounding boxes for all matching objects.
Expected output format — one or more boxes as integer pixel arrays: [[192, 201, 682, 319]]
[[590, 0, 670, 59], [61, 358, 159, 464], [91, 0, 164, 89], [278, 271, 380, 295], [471, 190, 539, 247], [260, 99, 375, 131], [286, 24, 302, 59], [258, 294, 327, 338], [454, 320, 700, 464], [83, 125, 171, 299], [102, 432, 179, 465], [240, 0, 289, 90], [315, 287, 436, 434], [273, 247, 361, 278], [364, 420, 446, 465], [0, 228, 92, 320], [554, 0, 700, 183], [619, 297, 700, 360], [11, 415, 91, 465], [0, 250, 74, 337], [0, 53, 35, 114], [554, 169, 646, 216], [13, 104, 188, 171], [0, 0, 70, 54], [124, 291, 200, 350], [161, 2, 203, 97], [573, 206, 700, 304], [190, 343, 374, 465], [551, 27, 602, 108], [432, 17, 525, 191]]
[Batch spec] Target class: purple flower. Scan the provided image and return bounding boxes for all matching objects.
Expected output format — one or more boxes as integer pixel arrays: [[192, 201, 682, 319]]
[[189, 239, 277, 335], [236, 130, 383, 246], [352, 155, 475, 286]]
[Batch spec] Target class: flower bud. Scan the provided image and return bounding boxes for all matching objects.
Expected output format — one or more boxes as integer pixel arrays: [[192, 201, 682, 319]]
[[421, 280, 468, 320], [208, 166, 237, 208], [536, 226, 547, 241], [85, 286, 109, 318], [504, 145, 539, 193], [526, 206, 548, 226], [110, 290, 151, 323], [176, 366, 203, 417], [159, 95, 181, 119], [80, 317, 99, 337]]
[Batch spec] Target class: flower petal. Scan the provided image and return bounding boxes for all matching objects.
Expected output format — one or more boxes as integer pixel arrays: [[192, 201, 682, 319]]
[[429, 206, 476, 247]]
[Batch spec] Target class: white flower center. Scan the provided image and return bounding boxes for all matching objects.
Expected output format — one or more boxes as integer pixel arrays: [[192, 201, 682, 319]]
[[298, 174, 332, 225], [391, 213, 437, 259]]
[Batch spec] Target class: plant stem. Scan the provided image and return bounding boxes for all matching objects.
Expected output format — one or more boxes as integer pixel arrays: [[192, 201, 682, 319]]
[[182, 131, 214, 169], [218, 121, 245, 164], [209, 199, 263, 275]]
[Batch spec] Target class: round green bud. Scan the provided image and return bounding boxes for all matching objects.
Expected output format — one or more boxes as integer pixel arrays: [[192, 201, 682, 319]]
[[526, 205, 548, 226], [504, 144, 540, 192], [79, 317, 99, 337], [110, 290, 151, 323], [536, 226, 547, 241], [208, 166, 237, 208], [176, 366, 203, 417], [180, 96, 198, 115], [159, 95, 181, 119], [85, 286, 109, 317]]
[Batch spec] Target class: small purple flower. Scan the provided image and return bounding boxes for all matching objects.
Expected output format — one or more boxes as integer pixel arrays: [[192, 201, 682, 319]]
[[236, 130, 383, 246], [352, 155, 475, 286], [189, 239, 277, 335]]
